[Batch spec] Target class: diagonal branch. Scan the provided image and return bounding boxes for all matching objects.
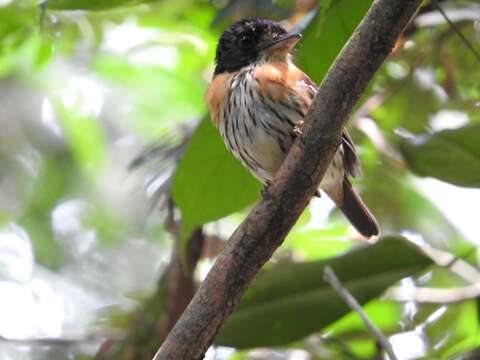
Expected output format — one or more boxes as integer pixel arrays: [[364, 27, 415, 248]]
[[154, 1, 422, 359]]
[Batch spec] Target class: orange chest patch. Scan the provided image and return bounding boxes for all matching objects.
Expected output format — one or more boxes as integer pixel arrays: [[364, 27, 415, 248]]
[[205, 72, 234, 126], [253, 61, 304, 102]]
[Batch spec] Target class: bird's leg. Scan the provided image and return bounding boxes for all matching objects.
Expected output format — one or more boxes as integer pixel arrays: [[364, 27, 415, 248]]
[[293, 121, 320, 198], [292, 120, 304, 138]]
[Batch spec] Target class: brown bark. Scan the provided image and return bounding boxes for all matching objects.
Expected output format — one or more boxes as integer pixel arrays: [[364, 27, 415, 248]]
[[154, 0, 422, 359]]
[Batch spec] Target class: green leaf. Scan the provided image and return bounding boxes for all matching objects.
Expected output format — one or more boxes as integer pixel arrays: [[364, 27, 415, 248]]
[[326, 300, 402, 338], [171, 118, 261, 250], [372, 74, 441, 135], [426, 301, 478, 358], [43, 0, 160, 11], [279, 210, 354, 261], [442, 325, 480, 360], [297, 0, 373, 84], [284, 222, 354, 261], [215, 236, 432, 348], [400, 124, 480, 188], [55, 101, 107, 178]]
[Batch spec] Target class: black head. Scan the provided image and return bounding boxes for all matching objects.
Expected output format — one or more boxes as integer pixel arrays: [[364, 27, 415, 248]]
[[214, 18, 301, 75]]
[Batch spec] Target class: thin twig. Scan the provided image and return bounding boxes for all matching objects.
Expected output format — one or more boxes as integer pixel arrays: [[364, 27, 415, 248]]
[[323, 266, 398, 360], [38, 2, 47, 33], [431, 0, 480, 63]]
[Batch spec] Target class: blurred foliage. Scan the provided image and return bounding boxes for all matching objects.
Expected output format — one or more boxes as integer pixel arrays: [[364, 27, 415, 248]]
[[43, 0, 160, 11], [400, 124, 480, 187], [0, 0, 480, 359]]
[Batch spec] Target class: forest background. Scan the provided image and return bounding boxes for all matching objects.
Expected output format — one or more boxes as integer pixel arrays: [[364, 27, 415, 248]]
[[0, 0, 480, 359]]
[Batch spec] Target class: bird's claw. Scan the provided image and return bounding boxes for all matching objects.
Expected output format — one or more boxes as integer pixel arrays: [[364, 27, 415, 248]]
[[292, 120, 304, 138]]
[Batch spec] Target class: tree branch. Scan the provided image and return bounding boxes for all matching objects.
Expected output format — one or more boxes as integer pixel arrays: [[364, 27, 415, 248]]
[[154, 1, 421, 359]]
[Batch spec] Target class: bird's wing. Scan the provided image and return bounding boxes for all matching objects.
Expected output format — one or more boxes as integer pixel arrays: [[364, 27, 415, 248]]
[[299, 72, 362, 178]]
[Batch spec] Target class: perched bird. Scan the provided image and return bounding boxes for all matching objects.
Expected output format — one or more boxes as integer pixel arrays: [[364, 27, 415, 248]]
[[205, 18, 379, 238]]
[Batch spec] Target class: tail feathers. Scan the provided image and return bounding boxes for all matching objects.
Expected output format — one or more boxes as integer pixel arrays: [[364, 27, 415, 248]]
[[338, 179, 379, 239]]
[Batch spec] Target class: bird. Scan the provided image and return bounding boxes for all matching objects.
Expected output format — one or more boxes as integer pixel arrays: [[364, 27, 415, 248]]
[[205, 18, 379, 238]]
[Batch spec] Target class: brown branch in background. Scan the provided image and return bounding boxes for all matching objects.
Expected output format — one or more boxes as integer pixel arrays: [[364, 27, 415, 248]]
[[154, 1, 422, 359]]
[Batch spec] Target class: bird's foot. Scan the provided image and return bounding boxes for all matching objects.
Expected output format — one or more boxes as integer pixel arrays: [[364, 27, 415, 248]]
[[292, 120, 304, 138]]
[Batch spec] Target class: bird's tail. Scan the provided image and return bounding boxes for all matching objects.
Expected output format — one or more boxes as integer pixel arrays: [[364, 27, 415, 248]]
[[333, 178, 379, 239]]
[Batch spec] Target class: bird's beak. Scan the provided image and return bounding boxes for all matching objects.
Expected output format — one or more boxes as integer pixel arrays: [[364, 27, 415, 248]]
[[262, 33, 302, 52]]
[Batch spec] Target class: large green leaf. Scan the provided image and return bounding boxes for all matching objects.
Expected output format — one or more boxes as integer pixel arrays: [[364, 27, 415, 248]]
[[400, 124, 480, 188], [171, 118, 261, 248], [215, 236, 431, 348], [297, 0, 373, 84]]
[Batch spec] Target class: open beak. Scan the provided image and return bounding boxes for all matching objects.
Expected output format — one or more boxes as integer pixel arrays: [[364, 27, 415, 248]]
[[262, 33, 301, 52]]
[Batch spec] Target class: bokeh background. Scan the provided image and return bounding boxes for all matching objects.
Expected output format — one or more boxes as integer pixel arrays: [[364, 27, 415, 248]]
[[1, 0, 480, 359]]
